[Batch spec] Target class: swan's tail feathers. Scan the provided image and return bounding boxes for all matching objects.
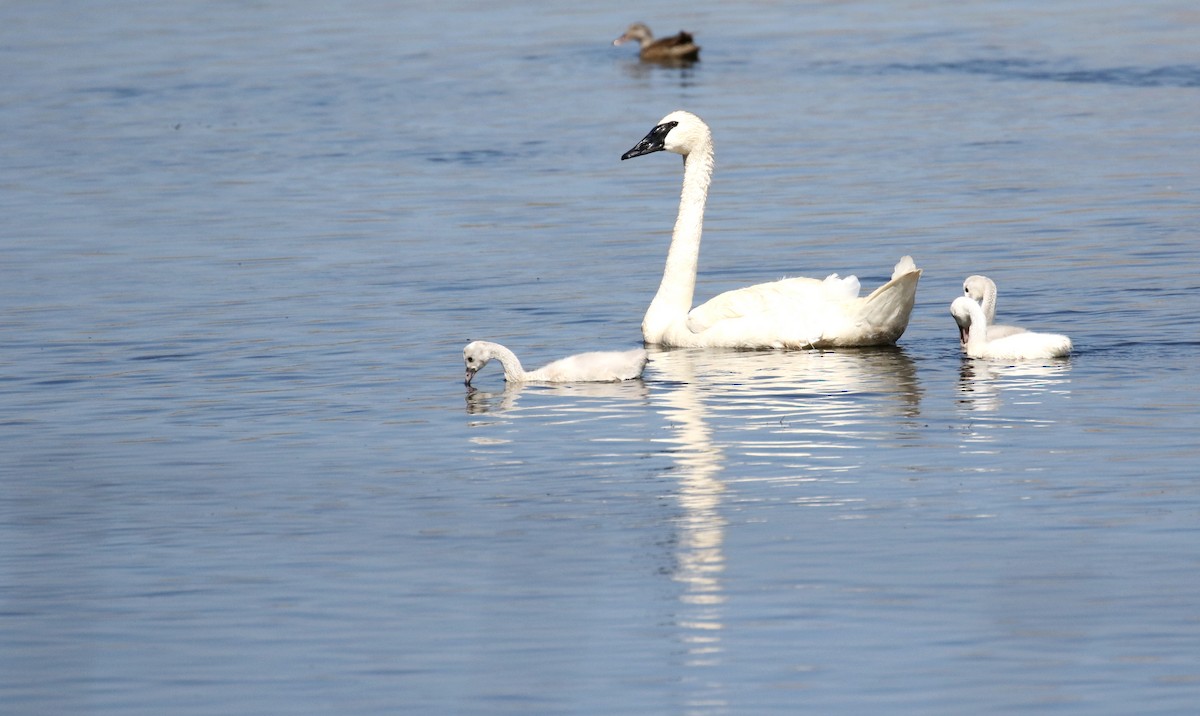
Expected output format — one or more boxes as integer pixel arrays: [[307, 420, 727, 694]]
[[858, 259, 922, 344], [625, 348, 651, 380], [891, 255, 918, 280], [823, 273, 860, 300]]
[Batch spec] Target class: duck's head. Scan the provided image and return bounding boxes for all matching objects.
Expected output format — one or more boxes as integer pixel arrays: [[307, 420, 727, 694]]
[[621, 110, 710, 160], [613, 23, 653, 47]]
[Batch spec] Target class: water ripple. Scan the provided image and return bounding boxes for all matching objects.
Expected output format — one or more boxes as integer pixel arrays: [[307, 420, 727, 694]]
[[830, 58, 1200, 88]]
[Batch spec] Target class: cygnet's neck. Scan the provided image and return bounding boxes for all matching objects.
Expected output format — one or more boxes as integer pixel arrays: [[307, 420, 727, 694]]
[[965, 303, 991, 349], [978, 282, 998, 322], [488, 344, 527, 382], [643, 140, 713, 340]]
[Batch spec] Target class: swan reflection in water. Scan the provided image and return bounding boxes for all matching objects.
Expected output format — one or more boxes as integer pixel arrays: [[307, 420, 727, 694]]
[[956, 359, 1072, 413], [648, 348, 727, 674], [464, 379, 650, 416], [955, 359, 1073, 450], [648, 345, 922, 689], [652, 347, 922, 478], [465, 346, 923, 705]]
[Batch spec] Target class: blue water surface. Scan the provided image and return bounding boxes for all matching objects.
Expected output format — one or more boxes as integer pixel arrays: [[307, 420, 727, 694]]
[[2, 1, 1199, 714]]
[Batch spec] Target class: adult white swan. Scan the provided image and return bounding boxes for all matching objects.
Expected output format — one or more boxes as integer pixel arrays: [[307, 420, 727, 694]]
[[963, 274, 1026, 341], [949, 297, 1071, 360], [463, 341, 647, 385], [621, 110, 922, 349]]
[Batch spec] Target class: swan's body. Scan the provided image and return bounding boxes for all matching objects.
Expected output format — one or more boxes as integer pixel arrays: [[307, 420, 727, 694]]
[[621, 110, 921, 349], [463, 341, 647, 385], [613, 23, 700, 63], [963, 275, 1027, 341], [950, 296, 1071, 360]]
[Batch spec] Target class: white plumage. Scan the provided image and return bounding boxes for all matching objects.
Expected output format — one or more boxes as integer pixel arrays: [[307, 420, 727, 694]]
[[963, 274, 1027, 341], [463, 341, 648, 385], [621, 110, 921, 349], [950, 296, 1071, 360]]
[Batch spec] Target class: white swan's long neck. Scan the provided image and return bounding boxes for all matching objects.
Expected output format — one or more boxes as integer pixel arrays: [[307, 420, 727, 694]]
[[966, 303, 990, 349], [980, 282, 998, 322], [644, 141, 713, 342], [489, 345, 527, 382]]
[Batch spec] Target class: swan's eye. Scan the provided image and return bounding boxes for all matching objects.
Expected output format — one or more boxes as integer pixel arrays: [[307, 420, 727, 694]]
[[963, 285, 969, 294], [467, 357, 475, 363]]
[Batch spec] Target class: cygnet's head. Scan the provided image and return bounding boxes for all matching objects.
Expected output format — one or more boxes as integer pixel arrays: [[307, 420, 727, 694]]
[[462, 340, 498, 386], [950, 296, 981, 344], [962, 274, 995, 303], [621, 110, 710, 160]]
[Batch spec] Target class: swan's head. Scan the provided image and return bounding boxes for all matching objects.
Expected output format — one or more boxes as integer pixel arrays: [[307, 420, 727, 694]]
[[621, 110, 711, 160], [963, 275, 995, 303], [463, 340, 498, 386], [613, 22, 653, 47], [950, 296, 983, 345]]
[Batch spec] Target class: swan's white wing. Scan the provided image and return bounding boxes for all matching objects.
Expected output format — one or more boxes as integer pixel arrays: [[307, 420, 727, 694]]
[[973, 331, 1072, 360], [671, 264, 920, 348], [529, 349, 648, 382], [684, 275, 858, 335], [986, 324, 1028, 341]]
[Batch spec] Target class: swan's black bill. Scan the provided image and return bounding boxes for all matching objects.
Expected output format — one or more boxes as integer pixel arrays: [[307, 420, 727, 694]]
[[464, 368, 477, 386], [621, 120, 678, 160]]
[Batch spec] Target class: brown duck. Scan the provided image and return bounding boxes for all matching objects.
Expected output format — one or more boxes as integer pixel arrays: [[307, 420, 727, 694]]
[[612, 23, 700, 63]]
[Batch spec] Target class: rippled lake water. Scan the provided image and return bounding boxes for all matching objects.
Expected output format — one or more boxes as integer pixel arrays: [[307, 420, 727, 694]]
[[3, 1, 1199, 714]]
